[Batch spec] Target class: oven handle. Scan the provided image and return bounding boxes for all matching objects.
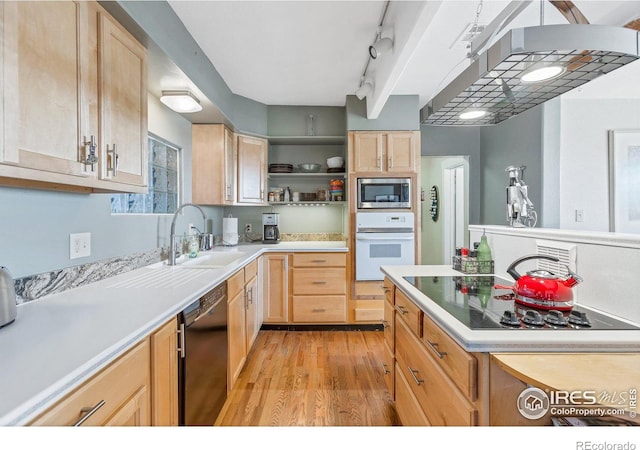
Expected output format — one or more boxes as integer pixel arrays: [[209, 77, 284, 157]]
[[356, 236, 414, 241]]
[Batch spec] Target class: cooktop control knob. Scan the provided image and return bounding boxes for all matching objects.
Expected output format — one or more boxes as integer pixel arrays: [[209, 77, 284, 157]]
[[568, 310, 591, 327], [500, 310, 521, 327], [522, 310, 545, 327], [545, 310, 568, 327]]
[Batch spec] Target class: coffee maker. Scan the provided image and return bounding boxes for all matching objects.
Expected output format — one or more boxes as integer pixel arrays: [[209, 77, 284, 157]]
[[262, 213, 280, 244]]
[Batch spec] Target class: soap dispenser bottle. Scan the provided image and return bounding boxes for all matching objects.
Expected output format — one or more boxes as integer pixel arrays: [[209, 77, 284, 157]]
[[188, 225, 199, 258]]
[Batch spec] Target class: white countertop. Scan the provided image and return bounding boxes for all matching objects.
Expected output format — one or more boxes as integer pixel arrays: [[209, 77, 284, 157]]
[[0, 241, 347, 426], [381, 265, 640, 354]]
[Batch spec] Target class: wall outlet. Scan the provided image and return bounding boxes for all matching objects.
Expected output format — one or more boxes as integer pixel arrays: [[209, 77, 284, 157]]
[[70, 232, 91, 259], [575, 209, 584, 223], [244, 223, 252, 233]]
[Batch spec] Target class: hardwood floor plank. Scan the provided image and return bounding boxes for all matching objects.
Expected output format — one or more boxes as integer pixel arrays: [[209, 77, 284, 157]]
[[218, 330, 396, 426]]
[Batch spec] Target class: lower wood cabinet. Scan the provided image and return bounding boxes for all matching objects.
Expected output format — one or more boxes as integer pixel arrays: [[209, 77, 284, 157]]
[[227, 269, 247, 389], [150, 318, 179, 426], [30, 339, 151, 426], [262, 253, 289, 323], [394, 363, 430, 426]]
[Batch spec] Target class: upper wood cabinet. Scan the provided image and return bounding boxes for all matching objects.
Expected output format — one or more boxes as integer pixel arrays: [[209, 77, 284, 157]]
[[0, 1, 147, 193], [237, 134, 267, 204], [192, 124, 236, 205], [350, 131, 419, 173], [97, 11, 148, 189]]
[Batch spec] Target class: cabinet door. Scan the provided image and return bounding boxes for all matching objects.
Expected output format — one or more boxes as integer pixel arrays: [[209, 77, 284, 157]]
[[237, 134, 266, 204], [103, 386, 150, 426], [192, 124, 235, 205], [97, 11, 147, 189], [150, 318, 178, 426], [386, 132, 417, 173], [228, 289, 247, 388], [352, 132, 383, 172], [245, 274, 260, 352], [1, 1, 97, 182], [224, 127, 236, 203], [262, 253, 289, 323]]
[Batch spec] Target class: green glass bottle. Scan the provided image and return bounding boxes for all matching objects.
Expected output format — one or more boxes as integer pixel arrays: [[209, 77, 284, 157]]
[[477, 233, 492, 274]]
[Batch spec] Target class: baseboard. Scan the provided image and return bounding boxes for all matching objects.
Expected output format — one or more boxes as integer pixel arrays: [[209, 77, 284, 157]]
[[260, 323, 384, 331]]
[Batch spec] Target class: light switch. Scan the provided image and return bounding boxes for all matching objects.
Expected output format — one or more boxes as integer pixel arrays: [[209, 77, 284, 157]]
[[575, 210, 584, 223], [70, 232, 91, 259]]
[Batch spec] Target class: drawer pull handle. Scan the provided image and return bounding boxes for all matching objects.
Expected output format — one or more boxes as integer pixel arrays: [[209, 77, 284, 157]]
[[381, 320, 390, 329], [425, 339, 447, 359], [395, 305, 408, 315], [381, 363, 390, 375], [177, 323, 186, 358], [73, 400, 106, 426], [311, 259, 327, 263], [312, 308, 326, 313], [408, 367, 424, 385], [312, 281, 327, 285]]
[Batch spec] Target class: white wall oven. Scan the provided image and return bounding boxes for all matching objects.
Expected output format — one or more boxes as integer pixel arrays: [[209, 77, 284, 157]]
[[355, 212, 415, 281], [357, 177, 411, 209]]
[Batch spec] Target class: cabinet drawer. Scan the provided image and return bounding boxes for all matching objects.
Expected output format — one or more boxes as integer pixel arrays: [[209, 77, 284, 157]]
[[382, 342, 394, 398], [31, 339, 150, 426], [383, 298, 394, 352], [227, 269, 245, 299], [292, 296, 346, 322], [394, 289, 422, 337], [395, 318, 477, 426], [383, 277, 394, 305], [292, 253, 346, 267], [293, 268, 346, 295], [244, 259, 258, 282], [394, 363, 430, 426], [423, 314, 477, 401]]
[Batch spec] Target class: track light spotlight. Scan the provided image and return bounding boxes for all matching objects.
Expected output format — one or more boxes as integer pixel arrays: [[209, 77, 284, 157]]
[[355, 79, 374, 100], [369, 37, 393, 59]]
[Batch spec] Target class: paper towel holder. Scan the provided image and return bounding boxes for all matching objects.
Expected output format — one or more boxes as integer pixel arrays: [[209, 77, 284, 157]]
[[222, 214, 239, 246]]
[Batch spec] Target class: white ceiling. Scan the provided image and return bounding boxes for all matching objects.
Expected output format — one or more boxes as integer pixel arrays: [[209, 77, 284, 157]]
[[167, 0, 640, 114]]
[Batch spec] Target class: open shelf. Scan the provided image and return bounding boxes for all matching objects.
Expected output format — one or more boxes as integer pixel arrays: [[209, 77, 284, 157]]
[[268, 135, 345, 145], [268, 201, 347, 206], [268, 172, 346, 179]]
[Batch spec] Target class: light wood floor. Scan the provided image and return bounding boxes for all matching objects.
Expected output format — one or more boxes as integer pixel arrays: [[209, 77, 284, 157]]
[[217, 329, 397, 426]]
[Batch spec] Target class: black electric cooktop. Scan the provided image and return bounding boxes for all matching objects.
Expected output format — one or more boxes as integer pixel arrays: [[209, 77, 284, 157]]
[[403, 275, 640, 331]]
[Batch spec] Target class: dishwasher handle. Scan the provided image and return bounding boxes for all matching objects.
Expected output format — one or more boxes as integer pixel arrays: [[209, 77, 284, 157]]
[[177, 322, 186, 358]]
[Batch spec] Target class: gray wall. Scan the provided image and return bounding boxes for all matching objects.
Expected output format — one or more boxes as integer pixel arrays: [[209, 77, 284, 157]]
[[267, 105, 346, 136], [479, 105, 544, 226], [346, 95, 420, 131], [0, 94, 222, 279]]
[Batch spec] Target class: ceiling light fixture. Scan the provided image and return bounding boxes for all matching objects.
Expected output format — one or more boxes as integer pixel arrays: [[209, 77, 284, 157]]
[[160, 90, 203, 113], [369, 33, 394, 60], [355, 78, 374, 100], [459, 109, 487, 120], [520, 64, 566, 83], [422, 24, 640, 126]]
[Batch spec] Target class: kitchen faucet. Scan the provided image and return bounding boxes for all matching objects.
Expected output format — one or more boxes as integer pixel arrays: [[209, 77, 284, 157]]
[[168, 203, 207, 266]]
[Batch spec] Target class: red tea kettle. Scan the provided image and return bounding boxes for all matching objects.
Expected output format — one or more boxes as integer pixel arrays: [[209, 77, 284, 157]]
[[496, 255, 583, 310]]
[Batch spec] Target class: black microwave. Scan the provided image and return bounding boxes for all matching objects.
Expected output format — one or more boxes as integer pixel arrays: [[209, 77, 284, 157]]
[[357, 177, 411, 209]]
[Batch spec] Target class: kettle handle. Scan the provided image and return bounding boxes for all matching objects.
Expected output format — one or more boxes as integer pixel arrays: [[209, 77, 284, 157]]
[[506, 254, 560, 280]]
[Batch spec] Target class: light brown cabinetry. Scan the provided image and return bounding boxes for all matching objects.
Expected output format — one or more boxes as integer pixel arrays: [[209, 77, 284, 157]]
[[0, 1, 147, 193], [244, 259, 260, 352], [349, 131, 419, 173], [150, 318, 179, 426], [291, 253, 347, 323], [237, 134, 267, 204], [192, 124, 236, 205], [262, 253, 289, 323], [227, 269, 247, 389], [30, 339, 151, 426]]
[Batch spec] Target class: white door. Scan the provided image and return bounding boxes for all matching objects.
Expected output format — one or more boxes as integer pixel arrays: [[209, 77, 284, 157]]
[[443, 165, 466, 262]]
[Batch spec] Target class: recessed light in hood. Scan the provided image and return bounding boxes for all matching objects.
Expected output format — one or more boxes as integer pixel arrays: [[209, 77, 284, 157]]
[[421, 24, 640, 126]]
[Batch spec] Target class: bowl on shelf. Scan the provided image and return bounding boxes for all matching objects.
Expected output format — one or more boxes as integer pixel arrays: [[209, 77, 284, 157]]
[[326, 156, 344, 169], [297, 163, 322, 173]]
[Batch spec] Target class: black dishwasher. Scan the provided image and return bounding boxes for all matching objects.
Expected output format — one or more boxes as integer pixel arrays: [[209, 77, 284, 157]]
[[178, 283, 228, 426]]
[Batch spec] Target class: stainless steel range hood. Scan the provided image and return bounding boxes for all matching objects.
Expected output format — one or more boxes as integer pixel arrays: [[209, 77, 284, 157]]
[[421, 24, 640, 126]]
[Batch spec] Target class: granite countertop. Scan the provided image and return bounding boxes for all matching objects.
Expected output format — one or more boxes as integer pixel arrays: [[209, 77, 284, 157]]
[[381, 265, 640, 354], [0, 241, 347, 426]]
